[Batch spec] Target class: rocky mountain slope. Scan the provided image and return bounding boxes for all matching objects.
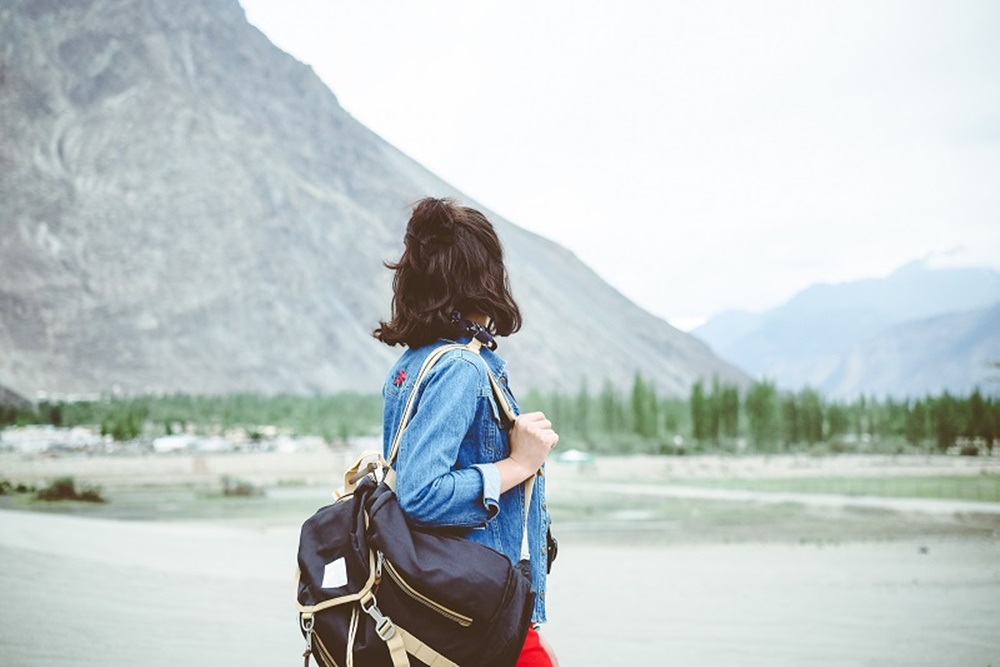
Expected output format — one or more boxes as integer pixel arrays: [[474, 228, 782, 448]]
[[694, 261, 1000, 397], [0, 0, 745, 398]]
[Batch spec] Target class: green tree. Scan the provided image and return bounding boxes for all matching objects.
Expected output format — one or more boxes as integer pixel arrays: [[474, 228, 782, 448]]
[[990, 398, 1000, 455], [904, 399, 928, 446], [661, 397, 686, 437], [853, 396, 868, 439], [880, 398, 907, 440], [798, 389, 824, 444], [781, 394, 799, 447], [968, 387, 988, 441], [690, 380, 708, 443], [99, 401, 148, 441], [930, 392, 960, 452], [575, 380, 592, 441], [827, 402, 849, 439], [599, 380, 625, 435], [630, 373, 658, 439], [745, 380, 779, 451], [720, 384, 740, 439], [706, 376, 722, 445], [38, 402, 63, 427]]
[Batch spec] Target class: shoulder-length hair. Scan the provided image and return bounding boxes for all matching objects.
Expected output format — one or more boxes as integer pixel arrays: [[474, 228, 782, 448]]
[[374, 198, 522, 348]]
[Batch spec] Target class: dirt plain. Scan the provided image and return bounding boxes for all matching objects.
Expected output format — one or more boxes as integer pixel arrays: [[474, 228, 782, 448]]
[[1, 452, 998, 666]]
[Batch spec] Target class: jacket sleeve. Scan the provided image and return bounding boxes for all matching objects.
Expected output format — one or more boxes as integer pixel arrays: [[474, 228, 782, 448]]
[[393, 352, 501, 529]]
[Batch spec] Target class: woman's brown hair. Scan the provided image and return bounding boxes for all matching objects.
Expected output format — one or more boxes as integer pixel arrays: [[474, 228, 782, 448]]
[[374, 198, 522, 348]]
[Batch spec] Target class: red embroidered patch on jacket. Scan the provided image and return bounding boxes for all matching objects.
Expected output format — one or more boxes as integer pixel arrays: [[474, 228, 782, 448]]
[[393, 369, 407, 387]]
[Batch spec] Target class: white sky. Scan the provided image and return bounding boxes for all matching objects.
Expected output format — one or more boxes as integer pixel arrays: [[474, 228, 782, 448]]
[[239, 0, 1000, 330]]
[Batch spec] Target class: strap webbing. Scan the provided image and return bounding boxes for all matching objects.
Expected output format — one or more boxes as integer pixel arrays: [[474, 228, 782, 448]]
[[520, 475, 535, 561], [387, 342, 472, 465], [483, 362, 536, 561], [384, 629, 409, 667], [397, 628, 460, 667], [359, 591, 410, 667]]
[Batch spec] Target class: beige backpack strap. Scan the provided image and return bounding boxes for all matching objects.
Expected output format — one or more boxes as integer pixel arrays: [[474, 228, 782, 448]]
[[386, 342, 474, 466], [478, 354, 536, 562], [359, 591, 410, 667], [397, 628, 460, 667], [385, 630, 409, 667], [337, 450, 388, 498]]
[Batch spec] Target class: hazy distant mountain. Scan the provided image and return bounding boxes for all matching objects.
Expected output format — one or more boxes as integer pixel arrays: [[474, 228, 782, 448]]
[[693, 261, 1000, 397], [0, 384, 31, 410], [0, 0, 745, 399], [822, 303, 1000, 398]]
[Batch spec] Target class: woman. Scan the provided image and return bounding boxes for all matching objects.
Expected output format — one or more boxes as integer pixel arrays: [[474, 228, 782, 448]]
[[374, 197, 559, 666]]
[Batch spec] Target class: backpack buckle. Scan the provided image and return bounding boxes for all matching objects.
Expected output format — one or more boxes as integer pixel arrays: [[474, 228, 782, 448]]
[[300, 613, 315, 663], [361, 593, 396, 640], [338, 451, 388, 497]]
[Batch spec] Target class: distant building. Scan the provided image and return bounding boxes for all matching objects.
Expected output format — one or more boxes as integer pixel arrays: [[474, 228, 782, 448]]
[[0, 425, 109, 453]]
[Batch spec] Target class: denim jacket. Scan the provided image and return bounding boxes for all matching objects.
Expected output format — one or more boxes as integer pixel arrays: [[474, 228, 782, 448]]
[[381, 337, 550, 623]]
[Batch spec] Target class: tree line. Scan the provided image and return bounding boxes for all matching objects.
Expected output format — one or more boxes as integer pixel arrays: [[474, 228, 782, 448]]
[[1, 379, 997, 455], [527, 377, 999, 455], [0, 393, 381, 445]]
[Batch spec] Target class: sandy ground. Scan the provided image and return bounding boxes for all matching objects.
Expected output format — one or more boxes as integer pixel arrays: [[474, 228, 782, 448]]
[[1, 508, 998, 666], [548, 537, 1000, 666], [2, 453, 999, 665]]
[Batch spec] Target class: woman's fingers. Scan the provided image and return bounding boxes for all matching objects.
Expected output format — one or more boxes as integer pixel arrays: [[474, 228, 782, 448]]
[[518, 412, 553, 431], [514, 412, 558, 449]]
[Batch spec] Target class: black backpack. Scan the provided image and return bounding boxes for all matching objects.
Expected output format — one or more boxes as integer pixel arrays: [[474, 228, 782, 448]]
[[296, 341, 535, 667]]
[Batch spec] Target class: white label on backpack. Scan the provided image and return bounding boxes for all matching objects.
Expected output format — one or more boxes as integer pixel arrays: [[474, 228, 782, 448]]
[[321, 558, 348, 589]]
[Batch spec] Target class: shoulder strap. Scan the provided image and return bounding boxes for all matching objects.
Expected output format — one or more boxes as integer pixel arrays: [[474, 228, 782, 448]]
[[468, 346, 535, 561], [386, 341, 475, 466]]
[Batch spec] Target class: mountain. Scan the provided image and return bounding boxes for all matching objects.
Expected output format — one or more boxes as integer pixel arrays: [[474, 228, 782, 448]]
[[822, 303, 1000, 398], [0, 384, 31, 410], [693, 261, 1000, 397], [0, 0, 745, 399]]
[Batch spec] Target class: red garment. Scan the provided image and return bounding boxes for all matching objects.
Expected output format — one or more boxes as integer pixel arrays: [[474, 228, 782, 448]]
[[516, 627, 558, 667]]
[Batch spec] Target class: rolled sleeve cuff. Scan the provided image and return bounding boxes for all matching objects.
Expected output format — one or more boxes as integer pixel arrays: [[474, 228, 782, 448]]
[[472, 463, 501, 521]]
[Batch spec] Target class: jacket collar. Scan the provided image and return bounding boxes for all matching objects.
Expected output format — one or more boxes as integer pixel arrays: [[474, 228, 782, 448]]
[[435, 336, 508, 377], [479, 345, 508, 377]]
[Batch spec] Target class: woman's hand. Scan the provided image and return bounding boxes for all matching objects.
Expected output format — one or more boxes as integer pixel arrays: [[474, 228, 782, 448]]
[[511, 412, 558, 471], [497, 411, 558, 493]]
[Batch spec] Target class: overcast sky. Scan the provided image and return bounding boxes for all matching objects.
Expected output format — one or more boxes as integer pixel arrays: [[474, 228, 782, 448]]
[[239, 0, 1000, 330]]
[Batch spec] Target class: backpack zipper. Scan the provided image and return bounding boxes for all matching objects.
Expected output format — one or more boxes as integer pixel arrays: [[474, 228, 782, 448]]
[[313, 630, 341, 667], [382, 559, 474, 627]]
